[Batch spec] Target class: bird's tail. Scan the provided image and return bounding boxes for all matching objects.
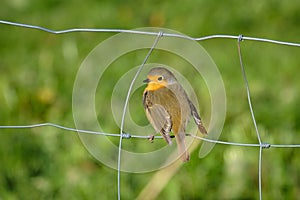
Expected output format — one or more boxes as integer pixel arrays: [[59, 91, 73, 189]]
[[175, 131, 190, 162]]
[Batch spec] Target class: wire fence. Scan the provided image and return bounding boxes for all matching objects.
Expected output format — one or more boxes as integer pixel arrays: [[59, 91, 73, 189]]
[[1, 20, 300, 200]]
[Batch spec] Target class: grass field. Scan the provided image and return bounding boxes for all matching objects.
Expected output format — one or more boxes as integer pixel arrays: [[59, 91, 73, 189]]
[[1, 0, 300, 199]]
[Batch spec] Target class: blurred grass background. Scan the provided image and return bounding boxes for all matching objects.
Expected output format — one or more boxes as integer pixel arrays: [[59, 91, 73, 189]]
[[1, 0, 300, 199]]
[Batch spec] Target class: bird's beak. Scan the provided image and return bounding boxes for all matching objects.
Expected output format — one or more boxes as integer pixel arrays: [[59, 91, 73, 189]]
[[143, 78, 150, 83]]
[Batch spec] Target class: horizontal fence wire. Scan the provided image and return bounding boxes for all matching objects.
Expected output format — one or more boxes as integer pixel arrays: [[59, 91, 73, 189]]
[[1, 20, 300, 46], [1, 20, 300, 200], [1, 123, 300, 148]]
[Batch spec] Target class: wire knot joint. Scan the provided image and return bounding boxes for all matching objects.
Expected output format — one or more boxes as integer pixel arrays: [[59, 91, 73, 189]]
[[121, 132, 131, 139], [238, 34, 244, 42], [158, 31, 164, 38], [261, 142, 271, 149]]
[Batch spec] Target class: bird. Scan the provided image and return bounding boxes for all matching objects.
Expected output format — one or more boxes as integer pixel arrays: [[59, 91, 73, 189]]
[[142, 67, 207, 162]]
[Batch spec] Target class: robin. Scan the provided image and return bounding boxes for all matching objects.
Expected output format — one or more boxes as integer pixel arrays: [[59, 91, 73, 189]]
[[143, 67, 207, 162]]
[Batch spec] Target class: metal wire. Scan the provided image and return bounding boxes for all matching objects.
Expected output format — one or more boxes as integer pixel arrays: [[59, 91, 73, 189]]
[[117, 31, 163, 200], [1, 19, 300, 200], [0, 123, 299, 148], [1, 20, 300, 46], [237, 34, 263, 200]]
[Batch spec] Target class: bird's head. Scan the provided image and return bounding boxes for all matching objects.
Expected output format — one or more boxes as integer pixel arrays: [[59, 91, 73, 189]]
[[143, 67, 177, 91]]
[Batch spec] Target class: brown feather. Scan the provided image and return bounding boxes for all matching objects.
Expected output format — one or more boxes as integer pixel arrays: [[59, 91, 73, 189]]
[[189, 100, 207, 134], [143, 90, 173, 144], [143, 67, 207, 162]]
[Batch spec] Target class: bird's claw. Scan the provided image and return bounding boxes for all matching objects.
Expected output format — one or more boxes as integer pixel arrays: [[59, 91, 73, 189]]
[[148, 134, 155, 143]]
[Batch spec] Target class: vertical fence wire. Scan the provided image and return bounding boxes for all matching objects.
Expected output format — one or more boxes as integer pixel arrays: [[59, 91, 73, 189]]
[[117, 31, 163, 200], [237, 35, 263, 200]]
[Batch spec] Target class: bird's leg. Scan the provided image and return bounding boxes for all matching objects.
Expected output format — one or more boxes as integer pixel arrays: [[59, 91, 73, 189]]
[[148, 134, 155, 143]]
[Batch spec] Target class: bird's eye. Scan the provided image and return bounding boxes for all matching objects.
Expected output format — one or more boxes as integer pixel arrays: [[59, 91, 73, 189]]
[[157, 76, 163, 81]]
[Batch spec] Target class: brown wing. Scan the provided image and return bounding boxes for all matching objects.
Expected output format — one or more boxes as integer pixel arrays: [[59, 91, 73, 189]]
[[188, 100, 207, 134], [143, 91, 173, 144]]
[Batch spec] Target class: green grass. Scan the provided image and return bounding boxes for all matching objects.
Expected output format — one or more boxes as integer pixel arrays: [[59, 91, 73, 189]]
[[1, 0, 300, 199]]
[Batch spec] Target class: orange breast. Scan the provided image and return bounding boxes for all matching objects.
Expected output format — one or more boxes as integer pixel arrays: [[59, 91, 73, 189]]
[[145, 83, 166, 91]]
